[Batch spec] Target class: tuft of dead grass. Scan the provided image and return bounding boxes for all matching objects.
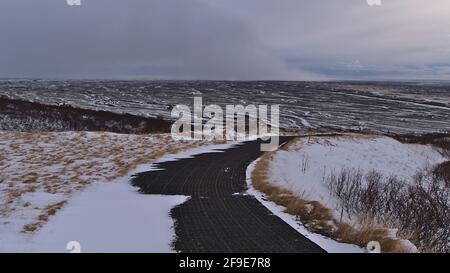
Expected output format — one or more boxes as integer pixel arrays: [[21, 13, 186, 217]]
[[22, 201, 68, 233], [22, 200, 67, 233]]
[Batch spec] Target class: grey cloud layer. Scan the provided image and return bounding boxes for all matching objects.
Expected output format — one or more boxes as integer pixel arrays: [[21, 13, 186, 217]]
[[1, 0, 450, 80]]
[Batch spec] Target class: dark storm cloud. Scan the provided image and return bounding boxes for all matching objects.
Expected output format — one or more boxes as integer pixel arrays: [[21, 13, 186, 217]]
[[0, 0, 308, 80], [1, 0, 450, 80]]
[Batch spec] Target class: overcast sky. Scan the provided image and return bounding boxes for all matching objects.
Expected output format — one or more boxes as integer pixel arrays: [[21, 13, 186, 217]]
[[1, 0, 450, 80]]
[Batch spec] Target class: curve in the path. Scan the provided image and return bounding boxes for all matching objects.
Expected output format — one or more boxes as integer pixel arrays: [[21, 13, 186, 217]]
[[131, 137, 326, 253]]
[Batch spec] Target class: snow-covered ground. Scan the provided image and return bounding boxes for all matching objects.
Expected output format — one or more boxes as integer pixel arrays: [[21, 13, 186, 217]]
[[256, 134, 448, 252], [0, 132, 241, 253], [2, 179, 188, 253], [0, 131, 216, 252], [269, 135, 446, 218]]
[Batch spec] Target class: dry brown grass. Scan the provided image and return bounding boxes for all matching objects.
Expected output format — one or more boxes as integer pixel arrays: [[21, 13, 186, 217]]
[[0, 131, 209, 233], [22, 201, 68, 233], [251, 145, 413, 253]]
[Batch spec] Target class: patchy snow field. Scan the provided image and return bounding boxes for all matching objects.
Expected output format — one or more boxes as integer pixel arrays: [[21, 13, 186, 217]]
[[257, 134, 448, 252], [0, 131, 212, 252], [269, 134, 446, 217]]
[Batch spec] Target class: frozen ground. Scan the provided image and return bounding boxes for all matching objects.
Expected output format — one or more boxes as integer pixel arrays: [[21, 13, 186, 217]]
[[0, 131, 209, 250], [260, 134, 448, 251], [2, 179, 188, 253], [268, 134, 447, 216], [0, 135, 240, 253]]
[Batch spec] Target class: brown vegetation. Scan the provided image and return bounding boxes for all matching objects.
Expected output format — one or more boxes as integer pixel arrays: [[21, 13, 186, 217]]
[[22, 201, 68, 233], [0, 97, 171, 133], [324, 168, 449, 252], [251, 133, 450, 253], [251, 150, 415, 253], [0, 131, 207, 233]]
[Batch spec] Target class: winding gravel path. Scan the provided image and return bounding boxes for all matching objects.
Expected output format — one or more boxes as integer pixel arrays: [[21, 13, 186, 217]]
[[131, 137, 325, 253]]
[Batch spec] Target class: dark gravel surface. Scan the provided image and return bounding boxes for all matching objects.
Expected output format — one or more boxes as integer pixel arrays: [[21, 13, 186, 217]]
[[131, 137, 326, 253]]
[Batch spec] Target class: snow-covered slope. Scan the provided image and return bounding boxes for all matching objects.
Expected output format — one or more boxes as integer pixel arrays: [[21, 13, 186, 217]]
[[269, 135, 446, 212]]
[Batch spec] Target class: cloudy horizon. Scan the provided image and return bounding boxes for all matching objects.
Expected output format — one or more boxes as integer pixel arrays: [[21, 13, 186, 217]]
[[1, 0, 450, 81]]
